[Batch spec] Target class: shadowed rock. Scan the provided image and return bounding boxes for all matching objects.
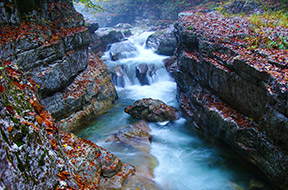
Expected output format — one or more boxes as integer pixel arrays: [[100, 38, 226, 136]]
[[163, 56, 177, 77], [87, 22, 99, 34], [124, 98, 179, 122], [111, 65, 128, 87], [146, 24, 176, 56], [136, 64, 149, 85]]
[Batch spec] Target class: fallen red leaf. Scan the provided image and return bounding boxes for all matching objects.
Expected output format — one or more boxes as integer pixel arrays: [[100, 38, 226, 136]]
[[6, 105, 15, 114], [0, 85, 4, 93]]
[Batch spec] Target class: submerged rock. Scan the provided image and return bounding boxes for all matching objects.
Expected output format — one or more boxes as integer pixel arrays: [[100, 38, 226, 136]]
[[124, 98, 179, 122], [106, 121, 161, 189], [106, 120, 152, 153]]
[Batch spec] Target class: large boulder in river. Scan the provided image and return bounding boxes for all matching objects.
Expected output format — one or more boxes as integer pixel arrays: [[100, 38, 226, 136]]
[[124, 98, 179, 122], [109, 40, 138, 61], [90, 28, 126, 55], [146, 24, 176, 56]]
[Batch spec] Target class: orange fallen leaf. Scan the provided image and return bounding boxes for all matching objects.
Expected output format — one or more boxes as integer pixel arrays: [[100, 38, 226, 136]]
[[21, 121, 39, 131], [36, 115, 43, 125], [8, 126, 12, 132], [57, 170, 70, 180]]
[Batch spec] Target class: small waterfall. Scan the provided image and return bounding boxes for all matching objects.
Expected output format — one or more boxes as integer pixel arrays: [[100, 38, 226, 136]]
[[103, 32, 172, 88]]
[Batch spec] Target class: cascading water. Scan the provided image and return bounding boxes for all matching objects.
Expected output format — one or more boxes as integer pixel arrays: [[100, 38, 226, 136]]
[[76, 31, 264, 190]]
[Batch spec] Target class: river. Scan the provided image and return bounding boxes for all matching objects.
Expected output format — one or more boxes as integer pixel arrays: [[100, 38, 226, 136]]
[[75, 31, 264, 190]]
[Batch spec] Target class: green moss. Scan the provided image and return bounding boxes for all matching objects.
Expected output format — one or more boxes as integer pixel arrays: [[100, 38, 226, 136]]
[[16, 153, 25, 172], [0, 127, 9, 144], [38, 149, 48, 167]]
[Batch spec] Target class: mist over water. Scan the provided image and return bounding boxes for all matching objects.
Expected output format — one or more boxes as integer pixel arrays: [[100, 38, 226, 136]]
[[76, 32, 261, 190]]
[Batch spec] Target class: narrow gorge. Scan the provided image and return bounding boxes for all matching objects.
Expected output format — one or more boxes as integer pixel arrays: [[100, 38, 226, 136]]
[[1, 0, 287, 190]]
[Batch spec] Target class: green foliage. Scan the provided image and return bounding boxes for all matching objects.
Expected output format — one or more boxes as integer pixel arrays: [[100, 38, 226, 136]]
[[267, 35, 288, 49], [74, 0, 108, 12], [249, 11, 288, 28]]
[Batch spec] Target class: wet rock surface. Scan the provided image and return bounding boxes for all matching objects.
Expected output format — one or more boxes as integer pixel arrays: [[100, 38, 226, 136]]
[[109, 40, 138, 61], [106, 120, 152, 153], [87, 22, 99, 34], [125, 98, 179, 122], [111, 65, 128, 87], [0, 61, 133, 189], [136, 64, 149, 85], [175, 10, 288, 189], [163, 56, 177, 77], [146, 24, 177, 56], [90, 27, 131, 55]]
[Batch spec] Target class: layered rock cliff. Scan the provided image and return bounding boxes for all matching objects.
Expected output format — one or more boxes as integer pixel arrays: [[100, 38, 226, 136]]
[[0, 0, 117, 131], [175, 11, 288, 189], [0, 0, 135, 189]]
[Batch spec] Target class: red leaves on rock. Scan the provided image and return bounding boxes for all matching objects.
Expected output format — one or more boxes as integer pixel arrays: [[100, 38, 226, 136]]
[[6, 105, 15, 115], [57, 171, 70, 181], [181, 11, 288, 85], [21, 121, 39, 131], [7, 126, 12, 132], [36, 115, 43, 125], [50, 139, 57, 150], [5, 67, 20, 80], [0, 85, 4, 93]]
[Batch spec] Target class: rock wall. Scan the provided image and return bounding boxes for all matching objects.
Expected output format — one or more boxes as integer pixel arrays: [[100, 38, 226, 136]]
[[0, 0, 117, 131], [0, 0, 135, 189], [175, 11, 288, 189], [0, 61, 135, 189]]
